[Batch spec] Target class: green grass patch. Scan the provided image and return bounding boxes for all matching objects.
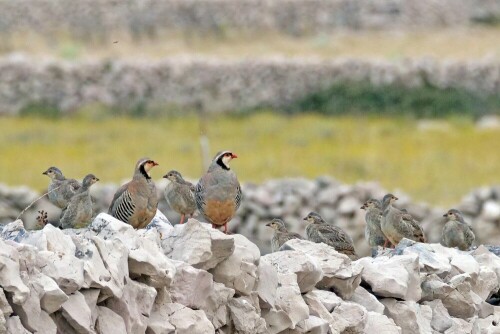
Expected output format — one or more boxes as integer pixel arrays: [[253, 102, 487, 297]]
[[0, 113, 499, 206], [287, 83, 500, 118]]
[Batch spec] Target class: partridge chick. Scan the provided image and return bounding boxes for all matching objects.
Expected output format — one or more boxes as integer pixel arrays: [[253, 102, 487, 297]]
[[60, 174, 99, 229], [266, 218, 303, 252], [441, 209, 475, 251], [43, 167, 81, 209], [195, 150, 242, 234], [304, 212, 357, 258], [163, 170, 196, 225], [361, 199, 387, 255], [381, 194, 426, 247], [108, 158, 159, 229]]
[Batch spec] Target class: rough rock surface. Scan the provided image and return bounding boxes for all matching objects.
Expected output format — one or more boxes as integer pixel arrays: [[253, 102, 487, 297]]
[[0, 210, 499, 333]]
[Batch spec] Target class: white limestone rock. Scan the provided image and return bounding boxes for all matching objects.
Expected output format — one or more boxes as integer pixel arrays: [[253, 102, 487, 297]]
[[91, 236, 128, 301], [146, 287, 175, 334], [365, 311, 402, 334], [256, 260, 279, 309], [304, 289, 342, 312], [263, 273, 309, 334], [162, 303, 215, 334], [96, 306, 128, 334], [211, 234, 260, 296], [228, 296, 266, 334], [169, 261, 234, 329], [6, 316, 30, 334], [31, 225, 85, 294], [401, 242, 452, 275], [261, 250, 323, 293], [282, 239, 362, 298], [282, 316, 330, 334], [0, 288, 12, 317], [330, 301, 368, 333], [0, 240, 30, 304], [61, 291, 94, 334], [473, 245, 500, 288], [105, 277, 157, 334], [162, 219, 234, 270], [349, 286, 385, 314], [91, 213, 176, 289], [381, 299, 432, 334], [358, 254, 421, 301], [422, 300, 453, 333]]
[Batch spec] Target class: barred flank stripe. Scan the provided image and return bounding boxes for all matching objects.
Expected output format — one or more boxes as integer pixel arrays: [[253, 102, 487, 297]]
[[114, 191, 135, 223]]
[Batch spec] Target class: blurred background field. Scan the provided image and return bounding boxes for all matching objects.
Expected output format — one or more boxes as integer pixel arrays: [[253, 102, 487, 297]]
[[1, 113, 499, 206], [0, 0, 499, 222]]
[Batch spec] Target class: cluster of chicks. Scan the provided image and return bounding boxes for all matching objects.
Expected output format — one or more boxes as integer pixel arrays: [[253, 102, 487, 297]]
[[37, 149, 475, 259], [38, 150, 241, 233], [266, 194, 475, 258]]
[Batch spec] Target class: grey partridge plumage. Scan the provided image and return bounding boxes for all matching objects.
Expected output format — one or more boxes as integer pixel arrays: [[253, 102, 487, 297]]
[[163, 170, 196, 224], [381, 194, 426, 247], [108, 158, 159, 229], [361, 199, 387, 254], [43, 167, 81, 209], [304, 212, 357, 259], [266, 218, 303, 252], [441, 209, 475, 251], [60, 174, 99, 229], [195, 150, 242, 234]]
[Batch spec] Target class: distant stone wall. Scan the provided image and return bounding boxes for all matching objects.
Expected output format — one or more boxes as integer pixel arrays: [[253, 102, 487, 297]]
[[0, 56, 499, 115], [2, 178, 499, 256], [0, 0, 499, 38]]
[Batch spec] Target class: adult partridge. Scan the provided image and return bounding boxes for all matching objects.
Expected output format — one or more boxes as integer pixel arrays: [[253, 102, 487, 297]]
[[195, 150, 241, 234], [441, 209, 475, 251], [60, 174, 99, 229], [381, 194, 426, 247], [361, 199, 387, 256], [266, 218, 303, 252], [304, 212, 357, 259], [163, 170, 196, 224], [108, 158, 159, 229], [42, 167, 81, 209]]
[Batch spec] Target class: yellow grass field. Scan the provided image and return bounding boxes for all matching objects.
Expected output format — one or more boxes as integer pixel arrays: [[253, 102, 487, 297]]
[[0, 113, 498, 206]]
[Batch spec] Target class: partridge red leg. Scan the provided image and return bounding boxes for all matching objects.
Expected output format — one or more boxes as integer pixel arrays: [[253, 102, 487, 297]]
[[180, 214, 185, 224]]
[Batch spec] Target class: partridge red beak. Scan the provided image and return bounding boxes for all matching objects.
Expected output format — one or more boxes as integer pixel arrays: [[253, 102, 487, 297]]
[[152, 161, 159, 166], [231, 153, 238, 159]]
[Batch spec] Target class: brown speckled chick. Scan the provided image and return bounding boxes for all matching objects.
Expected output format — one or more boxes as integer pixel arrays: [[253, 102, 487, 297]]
[[381, 194, 426, 247], [163, 170, 196, 225], [441, 209, 475, 251], [304, 212, 358, 259], [266, 218, 303, 252], [361, 199, 387, 255]]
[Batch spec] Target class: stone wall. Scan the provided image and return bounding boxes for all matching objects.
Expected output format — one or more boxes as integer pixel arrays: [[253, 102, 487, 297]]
[[0, 0, 499, 38], [0, 211, 499, 333], [2, 177, 499, 256], [0, 56, 499, 115]]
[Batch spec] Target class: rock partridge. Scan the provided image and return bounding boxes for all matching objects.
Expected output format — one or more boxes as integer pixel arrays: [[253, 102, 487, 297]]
[[303, 211, 357, 259], [42, 166, 81, 209], [381, 193, 426, 247], [361, 199, 387, 256], [60, 174, 99, 229], [266, 218, 303, 252], [441, 209, 475, 251], [108, 158, 159, 229], [195, 150, 242, 234], [163, 170, 196, 224]]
